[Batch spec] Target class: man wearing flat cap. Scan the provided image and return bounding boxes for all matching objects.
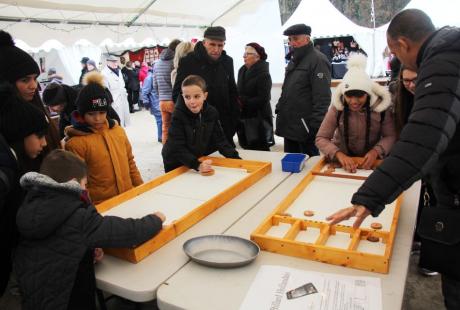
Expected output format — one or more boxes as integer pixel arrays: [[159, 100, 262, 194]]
[[102, 55, 131, 127], [173, 26, 239, 147], [275, 23, 331, 155]]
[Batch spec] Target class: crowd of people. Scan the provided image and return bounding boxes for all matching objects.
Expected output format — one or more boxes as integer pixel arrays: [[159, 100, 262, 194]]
[[0, 7, 459, 310]]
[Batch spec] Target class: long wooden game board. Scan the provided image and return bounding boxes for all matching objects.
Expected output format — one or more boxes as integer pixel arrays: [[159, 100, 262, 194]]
[[251, 157, 401, 274], [97, 156, 271, 263]]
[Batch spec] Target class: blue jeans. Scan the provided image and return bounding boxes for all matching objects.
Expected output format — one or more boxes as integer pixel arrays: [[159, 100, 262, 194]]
[[442, 274, 460, 310], [150, 105, 162, 142]]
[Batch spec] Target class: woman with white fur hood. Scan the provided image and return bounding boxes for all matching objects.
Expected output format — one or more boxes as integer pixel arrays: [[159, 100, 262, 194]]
[[315, 54, 396, 173]]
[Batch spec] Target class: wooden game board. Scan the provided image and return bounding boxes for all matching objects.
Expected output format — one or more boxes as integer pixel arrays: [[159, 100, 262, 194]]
[[97, 156, 271, 263], [251, 157, 401, 274]]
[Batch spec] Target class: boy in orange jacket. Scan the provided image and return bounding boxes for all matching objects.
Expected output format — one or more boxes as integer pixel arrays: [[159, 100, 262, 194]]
[[65, 71, 143, 204]]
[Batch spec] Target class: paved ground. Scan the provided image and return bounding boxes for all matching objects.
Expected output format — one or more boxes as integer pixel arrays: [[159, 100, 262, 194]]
[[0, 109, 444, 310]]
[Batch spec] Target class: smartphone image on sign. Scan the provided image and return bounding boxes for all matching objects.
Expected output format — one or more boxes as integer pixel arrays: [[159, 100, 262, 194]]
[[286, 283, 318, 300]]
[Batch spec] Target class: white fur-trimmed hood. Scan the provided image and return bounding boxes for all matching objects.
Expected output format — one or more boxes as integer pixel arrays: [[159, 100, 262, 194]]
[[20, 171, 82, 194], [332, 81, 392, 112]]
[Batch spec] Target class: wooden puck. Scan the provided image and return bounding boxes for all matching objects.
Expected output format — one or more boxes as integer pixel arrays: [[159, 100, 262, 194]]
[[370, 222, 383, 230], [200, 168, 215, 176], [303, 210, 315, 217], [280, 212, 291, 217], [366, 235, 380, 242]]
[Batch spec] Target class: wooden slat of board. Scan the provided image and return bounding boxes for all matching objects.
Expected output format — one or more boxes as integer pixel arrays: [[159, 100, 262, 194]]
[[97, 157, 271, 263], [250, 156, 402, 274]]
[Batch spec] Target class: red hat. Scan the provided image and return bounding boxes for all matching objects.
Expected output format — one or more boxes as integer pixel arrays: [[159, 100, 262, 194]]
[[246, 42, 267, 60]]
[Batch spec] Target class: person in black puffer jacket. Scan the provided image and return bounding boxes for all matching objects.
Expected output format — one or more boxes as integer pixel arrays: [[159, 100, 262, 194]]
[[15, 150, 165, 310], [0, 88, 49, 296], [163, 75, 240, 173], [327, 9, 460, 309], [236, 42, 273, 151], [172, 26, 240, 147], [0, 133, 19, 296]]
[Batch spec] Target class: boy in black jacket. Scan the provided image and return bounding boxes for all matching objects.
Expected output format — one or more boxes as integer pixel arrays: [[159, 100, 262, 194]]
[[162, 75, 240, 173], [14, 149, 165, 310]]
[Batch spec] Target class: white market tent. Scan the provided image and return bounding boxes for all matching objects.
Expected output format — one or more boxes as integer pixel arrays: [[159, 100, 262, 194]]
[[372, 0, 460, 76], [378, 0, 460, 32], [282, 0, 379, 76], [0, 0, 285, 83], [285, 0, 460, 78]]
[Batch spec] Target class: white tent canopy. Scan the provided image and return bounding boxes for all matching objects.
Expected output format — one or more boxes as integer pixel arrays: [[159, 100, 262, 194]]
[[1, 0, 287, 83], [378, 0, 460, 31], [0, 0, 247, 49], [407, 0, 460, 26], [284, 0, 460, 77], [283, 0, 372, 38], [216, 0, 285, 83], [370, 0, 460, 77]]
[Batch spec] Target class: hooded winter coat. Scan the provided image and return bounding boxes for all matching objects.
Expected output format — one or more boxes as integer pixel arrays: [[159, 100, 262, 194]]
[[172, 41, 240, 144], [65, 117, 143, 204], [315, 83, 396, 159], [162, 96, 240, 172], [14, 172, 163, 310]]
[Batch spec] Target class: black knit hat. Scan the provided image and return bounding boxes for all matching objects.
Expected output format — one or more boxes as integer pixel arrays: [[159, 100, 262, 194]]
[[283, 24, 311, 36], [81, 57, 90, 64], [42, 83, 67, 106], [246, 42, 267, 60], [76, 71, 109, 115], [0, 99, 49, 144], [0, 31, 40, 83], [204, 26, 226, 41]]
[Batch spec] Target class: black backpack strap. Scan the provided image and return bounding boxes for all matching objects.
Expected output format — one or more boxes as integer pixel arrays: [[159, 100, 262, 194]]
[[380, 110, 386, 124]]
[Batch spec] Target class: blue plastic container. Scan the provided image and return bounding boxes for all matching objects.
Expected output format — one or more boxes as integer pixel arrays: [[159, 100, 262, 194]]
[[281, 153, 307, 173]]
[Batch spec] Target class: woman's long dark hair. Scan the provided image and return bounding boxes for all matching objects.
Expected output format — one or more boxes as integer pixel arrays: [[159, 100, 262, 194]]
[[337, 95, 372, 156], [394, 66, 415, 135]]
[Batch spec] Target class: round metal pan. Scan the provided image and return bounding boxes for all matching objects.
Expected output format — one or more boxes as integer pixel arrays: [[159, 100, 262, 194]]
[[183, 235, 260, 268]]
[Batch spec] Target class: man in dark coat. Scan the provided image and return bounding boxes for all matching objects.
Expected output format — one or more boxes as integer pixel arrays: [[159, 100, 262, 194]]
[[327, 9, 460, 309], [172, 26, 240, 146], [275, 23, 331, 156]]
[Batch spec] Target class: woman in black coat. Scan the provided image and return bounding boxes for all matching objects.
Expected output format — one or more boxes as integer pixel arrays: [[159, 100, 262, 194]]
[[236, 42, 273, 151], [122, 61, 140, 113]]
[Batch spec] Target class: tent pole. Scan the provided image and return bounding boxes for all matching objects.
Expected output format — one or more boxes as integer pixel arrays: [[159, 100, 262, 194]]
[[210, 0, 246, 25], [371, 0, 376, 77], [126, 0, 159, 27]]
